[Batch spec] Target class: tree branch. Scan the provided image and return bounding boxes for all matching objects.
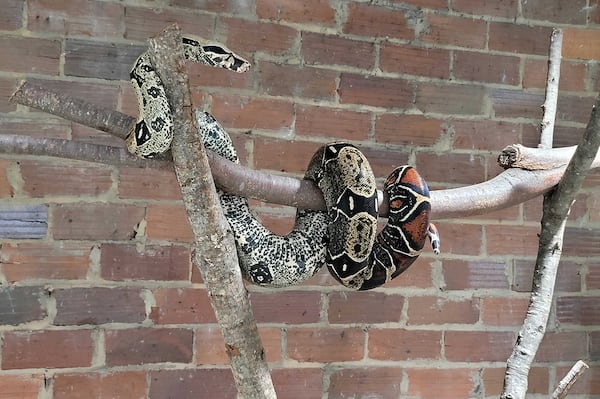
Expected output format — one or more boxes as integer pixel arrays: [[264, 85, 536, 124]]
[[147, 26, 275, 397], [498, 143, 600, 170], [552, 360, 589, 399], [539, 28, 563, 148]]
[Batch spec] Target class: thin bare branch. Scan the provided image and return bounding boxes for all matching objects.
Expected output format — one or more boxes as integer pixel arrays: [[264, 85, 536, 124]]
[[539, 28, 563, 148], [552, 360, 589, 399], [498, 143, 600, 170]]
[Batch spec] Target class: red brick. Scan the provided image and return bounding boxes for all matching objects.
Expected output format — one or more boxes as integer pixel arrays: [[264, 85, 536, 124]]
[[212, 95, 294, 131], [444, 330, 514, 362], [368, 329, 441, 361], [513, 259, 581, 293], [343, 3, 412, 40], [591, 331, 600, 359], [384, 255, 434, 289], [339, 73, 413, 109], [489, 23, 554, 56], [0, 160, 13, 198], [380, 43, 450, 79], [443, 259, 509, 290], [124, 6, 214, 41], [100, 244, 190, 281], [0, 36, 60, 75], [481, 296, 529, 326], [0, 375, 43, 399], [172, 0, 252, 14], [250, 291, 320, 324], [2, 330, 94, 369], [557, 94, 598, 124], [523, 58, 587, 92], [376, 114, 446, 146], [0, 286, 47, 326], [0, 242, 90, 282], [271, 368, 323, 399], [257, 0, 335, 25], [416, 152, 486, 186], [328, 291, 404, 324], [523, 192, 587, 224], [286, 328, 364, 362], [259, 62, 338, 100], [28, 0, 122, 36], [453, 51, 520, 85], [421, 14, 486, 48], [0, 0, 24, 30], [563, 227, 600, 257], [586, 263, 600, 290], [188, 62, 253, 90], [52, 204, 145, 241], [416, 82, 487, 115], [301, 32, 374, 69], [106, 328, 193, 366], [146, 204, 193, 242], [486, 225, 540, 256], [196, 327, 281, 364], [407, 368, 476, 399], [557, 296, 600, 325], [150, 369, 236, 398], [0, 115, 70, 139], [522, 0, 587, 24], [536, 331, 587, 362], [482, 367, 549, 395], [54, 287, 146, 325], [329, 367, 403, 399], [253, 137, 321, 174], [20, 161, 113, 197], [150, 288, 217, 324], [295, 105, 370, 141], [407, 296, 479, 325], [53, 371, 147, 399], [219, 17, 298, 56], [118, 167, 180, 200], [351, 145, 411, 178], [453, 119, 521, 151], [451, 0, 518, 18]]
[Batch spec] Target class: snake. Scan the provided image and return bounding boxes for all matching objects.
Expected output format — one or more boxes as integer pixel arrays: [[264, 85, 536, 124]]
[[127, 35, 440, 290]]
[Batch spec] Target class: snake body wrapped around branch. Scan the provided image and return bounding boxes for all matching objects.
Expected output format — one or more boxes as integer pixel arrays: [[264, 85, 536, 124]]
[[128, 35, 439, 290]]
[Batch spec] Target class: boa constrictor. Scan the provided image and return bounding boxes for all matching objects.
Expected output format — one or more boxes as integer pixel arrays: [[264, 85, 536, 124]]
[[127, 35, 440, 290]]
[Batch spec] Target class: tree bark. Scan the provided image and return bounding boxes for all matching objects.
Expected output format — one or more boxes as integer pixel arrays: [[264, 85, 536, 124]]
[[146, 26, 276, 398]]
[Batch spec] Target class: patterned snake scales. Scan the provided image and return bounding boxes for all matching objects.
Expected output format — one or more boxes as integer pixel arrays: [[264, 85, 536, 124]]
[[127, 36, 440, 290]]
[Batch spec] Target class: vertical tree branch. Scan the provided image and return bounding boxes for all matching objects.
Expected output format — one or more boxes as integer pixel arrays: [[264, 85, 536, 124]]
[[147, 25, 276, 398], [539, 28, 563, 149]]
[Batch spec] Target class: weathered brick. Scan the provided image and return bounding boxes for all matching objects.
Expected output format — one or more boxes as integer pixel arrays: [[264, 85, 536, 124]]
[[259, 62, 337, 100], [106, 328, 193, 366], [375, 114, 445, 146], [118, 167, 181, 200], [452, 119, 521, 151], [0, 286, 47, 326], [51, 204, 144, 241], [368, 329, 441, 361], [219, 17, 298, 56], [557, 296, 600, 325], [212, 95, 294, 131], [360, 146, 411, 177], [271, 368, 323, 399], [443, 259, 509, 290], [591, 331, 600, 360], [444, 331, 514, 362], [407, 296, 479, 325], [0, 375, 43, 399], [196, 327, 281, 364], [146, 204, 193, 242], [0, 160, 13, 198], [415, 82, 486, 115], [486, 225, 540, 257], [286, 328, 364, 362], [451, 0, 518, 18], [257, 0, 335, 25], [490, 88, 544, 120], [64, 39, 144, 80], [296, 105, 370, 141], [0, 78, 17, 112], [53, 371, 147, 399], [453, 51, 520, 85], [20, 161, 113, 197], [379, 43, 450, 79], [416, 153, 486, 186], [556, 94, 598, 124], [523, 58, 587, 92], [421, 14, 486, 48], [149, 369, 236, 398], [523, 0, 587, 24], [562, 227, 600, 257], [28, 0, 122, 36], [2, 330, 94, 369], [0, 242, 90, 282], [407, 368, 476, 399], [124, 6, 214, 41], [100, 244, 190, 281], [384, 255, 434, 289], [480, 296, 528, 326], [343, 3, 412, 40], [489, 23, 554, 56], [536, 331, 587, 362], [253, 138, 320, 174], [54, 287, 146, 325], [0, 36, 60, 75], [482, 367, 549, 396], [328, 367, 403, 399], [1, 0, 24, 30], [172, 0, 252, 14], [328, 291, 404, 324], [513, 259, 581, 293], [150, 288, 217, 324], [339, 73, 413, 109], [249, 291, 321, 324], [0, 115, 70, 139], [0, 204, 47, 239], [301, 32, 374, 69], [586, 263, 600, 290], [188, 62, 253, 90]]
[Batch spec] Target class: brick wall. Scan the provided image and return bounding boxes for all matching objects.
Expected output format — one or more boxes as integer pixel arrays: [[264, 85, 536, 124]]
[[0, 0, 599, 398]]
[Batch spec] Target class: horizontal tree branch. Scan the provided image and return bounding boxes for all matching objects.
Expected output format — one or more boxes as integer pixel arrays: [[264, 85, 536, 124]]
[[499, 143, 600, 170]]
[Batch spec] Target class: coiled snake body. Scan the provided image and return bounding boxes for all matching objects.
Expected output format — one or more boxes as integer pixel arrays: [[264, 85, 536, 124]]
[[128, 36, 439, 290]]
